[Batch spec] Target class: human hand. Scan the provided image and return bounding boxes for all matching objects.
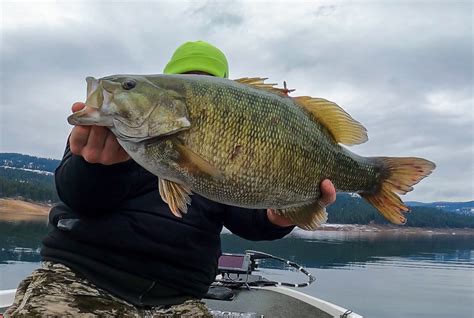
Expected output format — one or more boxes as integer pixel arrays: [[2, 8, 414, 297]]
[[318, 179, 337, 207], [69, 102, 130, 165], [267, 179, 337, 227]]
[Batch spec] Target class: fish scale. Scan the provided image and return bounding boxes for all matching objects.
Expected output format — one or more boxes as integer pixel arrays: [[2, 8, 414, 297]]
[[180, 78, 370, 206]]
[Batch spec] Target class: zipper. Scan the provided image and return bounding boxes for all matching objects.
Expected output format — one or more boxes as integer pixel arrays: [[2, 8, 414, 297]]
[[138, 281, 156, 306]]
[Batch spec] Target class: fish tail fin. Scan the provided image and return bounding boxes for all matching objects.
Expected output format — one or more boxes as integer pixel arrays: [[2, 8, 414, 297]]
[[360, 157, 436, 224]]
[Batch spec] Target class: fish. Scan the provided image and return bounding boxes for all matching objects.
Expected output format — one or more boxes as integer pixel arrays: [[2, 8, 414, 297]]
[[68, 74, 436, 230]]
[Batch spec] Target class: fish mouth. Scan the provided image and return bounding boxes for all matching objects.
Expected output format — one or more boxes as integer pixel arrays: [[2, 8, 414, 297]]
[[85, 77, 104, 109], [86, 76, 99, 98], [67, 77, 114, 127], [67, 106, 112, 126]]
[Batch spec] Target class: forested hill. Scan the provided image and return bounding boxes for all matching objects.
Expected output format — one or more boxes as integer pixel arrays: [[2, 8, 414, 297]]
[[1, 153, 473, 228], [406, 201, 474, 215], [0, 153, 60, 202], [327, 194, 474, 228], [1, 153, 60, 173]]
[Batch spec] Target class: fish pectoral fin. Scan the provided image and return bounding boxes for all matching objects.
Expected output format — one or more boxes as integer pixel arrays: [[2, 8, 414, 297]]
[[276, 201, 328, 231], [158, 178, 192, 218], [175, 143, 224, 179], [293, 96, 368, 146], [234, 77, 290, 97]]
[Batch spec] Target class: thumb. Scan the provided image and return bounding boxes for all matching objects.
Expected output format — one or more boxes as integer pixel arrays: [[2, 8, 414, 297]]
[[71, 102, 86, 113]]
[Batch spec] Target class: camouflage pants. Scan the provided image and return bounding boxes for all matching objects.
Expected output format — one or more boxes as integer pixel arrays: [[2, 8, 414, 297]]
[[4, 261, 212, 318]]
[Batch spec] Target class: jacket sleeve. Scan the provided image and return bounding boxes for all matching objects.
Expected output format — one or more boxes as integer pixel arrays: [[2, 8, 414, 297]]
[[54, 139, 139, 214], [222, 205, 294, 241]]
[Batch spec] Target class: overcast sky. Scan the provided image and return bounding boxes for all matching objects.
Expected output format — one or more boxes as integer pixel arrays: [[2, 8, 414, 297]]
[[1, 1, 472, 202]]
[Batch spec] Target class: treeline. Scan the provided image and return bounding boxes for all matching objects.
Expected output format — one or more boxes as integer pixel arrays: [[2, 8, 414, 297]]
[[0, 153, 60, 202], [327, 194, 474, 228], [405, 206, 474, 228], [0, 153, 60, 172], [0, 168, 58, 202], [1, 153, 473, 228]]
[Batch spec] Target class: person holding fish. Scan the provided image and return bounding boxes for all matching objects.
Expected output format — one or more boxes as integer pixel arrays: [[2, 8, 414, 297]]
[[4, 41, 337, 317]]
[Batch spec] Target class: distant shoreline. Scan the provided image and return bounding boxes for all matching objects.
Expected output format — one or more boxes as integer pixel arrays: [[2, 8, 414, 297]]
[[1, 198, 474, 235], [314, 223, 474, 236], [0, 198, 50, 221]]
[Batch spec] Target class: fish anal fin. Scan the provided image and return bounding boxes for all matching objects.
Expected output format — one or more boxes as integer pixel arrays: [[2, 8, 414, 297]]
[[175, 143, 223, 179], [158, 178, 192, 218], [276, 201, 328, 231], [294, 96, 368, 146], [234, 77, 290, 97]]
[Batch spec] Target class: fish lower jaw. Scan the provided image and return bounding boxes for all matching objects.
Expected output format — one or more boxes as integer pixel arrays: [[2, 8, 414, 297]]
[[67, 110, 114, 127]]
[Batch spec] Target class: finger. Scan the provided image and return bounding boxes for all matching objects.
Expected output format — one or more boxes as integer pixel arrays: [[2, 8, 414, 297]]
[[319, 179, 336, 207], [115, 147, 131, 163], [69, 126, 91, 155], [82, 126, 109, 163], [71, 102, 86, 113], [266, 209, 295, 227], [101, 131, 129, 164]]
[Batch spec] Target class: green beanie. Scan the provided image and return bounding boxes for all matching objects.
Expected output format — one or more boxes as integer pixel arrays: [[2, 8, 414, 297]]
[[163, 41, 229, 78]]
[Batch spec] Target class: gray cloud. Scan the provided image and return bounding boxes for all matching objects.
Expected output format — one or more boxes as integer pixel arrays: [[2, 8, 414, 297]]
[[0, 1, 472, 202], [190, 1, 245, 28]]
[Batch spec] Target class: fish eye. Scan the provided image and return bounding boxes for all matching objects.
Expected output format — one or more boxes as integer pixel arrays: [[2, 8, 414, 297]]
[[122, 80, 136, 90]]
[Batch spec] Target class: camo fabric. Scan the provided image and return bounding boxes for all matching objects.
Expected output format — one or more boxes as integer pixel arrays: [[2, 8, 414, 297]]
[[4, 261, 212, 318]]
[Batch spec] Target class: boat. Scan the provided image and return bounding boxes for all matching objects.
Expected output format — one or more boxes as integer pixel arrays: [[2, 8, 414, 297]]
[[0, 250, 362, 317], [205, 250, 361, 317]]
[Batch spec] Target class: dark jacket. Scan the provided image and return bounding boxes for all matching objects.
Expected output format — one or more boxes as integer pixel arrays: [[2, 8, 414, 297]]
[[41, 142, 294, 306]]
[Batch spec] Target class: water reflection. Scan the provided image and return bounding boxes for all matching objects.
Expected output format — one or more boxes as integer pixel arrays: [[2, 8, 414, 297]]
[[221, 231, 474, 269], [0, 220, 48, 264], [1, 220, 473, 318], [220, 231, 474, 318], [1, 220, 473, 269]]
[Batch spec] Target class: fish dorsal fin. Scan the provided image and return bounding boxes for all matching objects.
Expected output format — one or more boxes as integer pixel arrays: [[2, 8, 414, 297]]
[[294, 96, 368, 146], [234, 77, 289, 97]]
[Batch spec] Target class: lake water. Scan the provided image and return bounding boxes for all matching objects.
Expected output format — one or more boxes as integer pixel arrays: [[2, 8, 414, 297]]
[[1, 220, 473, 318]]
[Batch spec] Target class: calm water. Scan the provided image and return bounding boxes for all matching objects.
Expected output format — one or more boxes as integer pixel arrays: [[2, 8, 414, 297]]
[[1, 220, 473, 318]]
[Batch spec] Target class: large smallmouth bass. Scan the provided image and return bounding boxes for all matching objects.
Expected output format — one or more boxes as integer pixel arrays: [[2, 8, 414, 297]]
[[68, 74, 435, 230]]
